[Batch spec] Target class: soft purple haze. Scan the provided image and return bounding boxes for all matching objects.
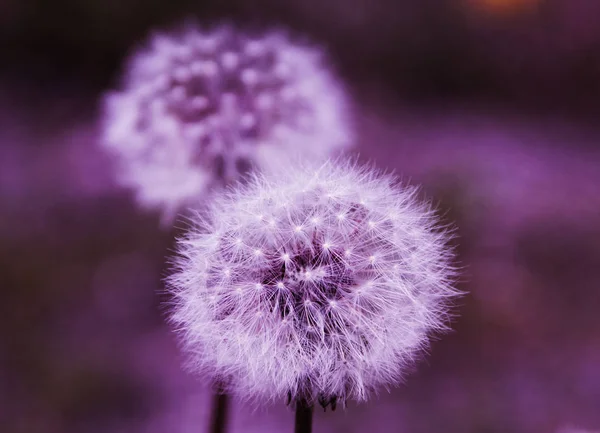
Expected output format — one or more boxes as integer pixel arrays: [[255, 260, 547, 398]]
[[2, 1, 600, 432]]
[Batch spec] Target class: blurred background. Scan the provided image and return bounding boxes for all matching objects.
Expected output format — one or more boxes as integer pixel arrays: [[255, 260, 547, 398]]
[[1, 0, 600, 432]]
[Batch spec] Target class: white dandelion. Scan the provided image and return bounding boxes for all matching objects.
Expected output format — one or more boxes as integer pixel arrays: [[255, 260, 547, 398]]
[[167, 159, 461, 409], [101, 23, 353, 222]]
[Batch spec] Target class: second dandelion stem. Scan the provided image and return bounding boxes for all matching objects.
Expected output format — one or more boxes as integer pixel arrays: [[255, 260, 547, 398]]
[[209, 389, 229, 433], [294, 399, 314, 433]]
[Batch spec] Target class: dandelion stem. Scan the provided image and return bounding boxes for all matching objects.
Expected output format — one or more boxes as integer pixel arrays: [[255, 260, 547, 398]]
[[209, 389, 229, 433], [294, 399, 314, 433]]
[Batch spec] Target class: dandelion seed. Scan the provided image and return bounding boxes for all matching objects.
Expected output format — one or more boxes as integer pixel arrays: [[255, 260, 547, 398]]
[[167, 160, 461, 408]]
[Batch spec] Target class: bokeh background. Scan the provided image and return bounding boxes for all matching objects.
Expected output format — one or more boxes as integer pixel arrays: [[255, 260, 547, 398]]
[[2, 0, 600, 432]]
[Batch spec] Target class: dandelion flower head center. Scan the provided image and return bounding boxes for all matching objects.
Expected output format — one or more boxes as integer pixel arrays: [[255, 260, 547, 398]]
[[207, 189, 393, 342]]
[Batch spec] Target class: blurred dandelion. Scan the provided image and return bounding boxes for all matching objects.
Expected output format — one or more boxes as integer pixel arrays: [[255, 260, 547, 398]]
[[167, 159, 461, 412], [101, 23, 353, 223]]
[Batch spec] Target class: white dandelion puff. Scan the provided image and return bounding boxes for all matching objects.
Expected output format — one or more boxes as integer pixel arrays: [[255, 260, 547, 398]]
[[167, 160, 461, 407], [101, 23, 354, 222]]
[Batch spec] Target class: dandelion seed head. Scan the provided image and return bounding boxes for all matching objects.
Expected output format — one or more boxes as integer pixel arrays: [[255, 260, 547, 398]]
[[168, 160, 461, 407], [101, 23, 353, 222]]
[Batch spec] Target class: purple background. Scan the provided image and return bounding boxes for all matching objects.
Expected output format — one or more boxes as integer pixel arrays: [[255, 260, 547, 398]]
[[1, 1, 600, 432]]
